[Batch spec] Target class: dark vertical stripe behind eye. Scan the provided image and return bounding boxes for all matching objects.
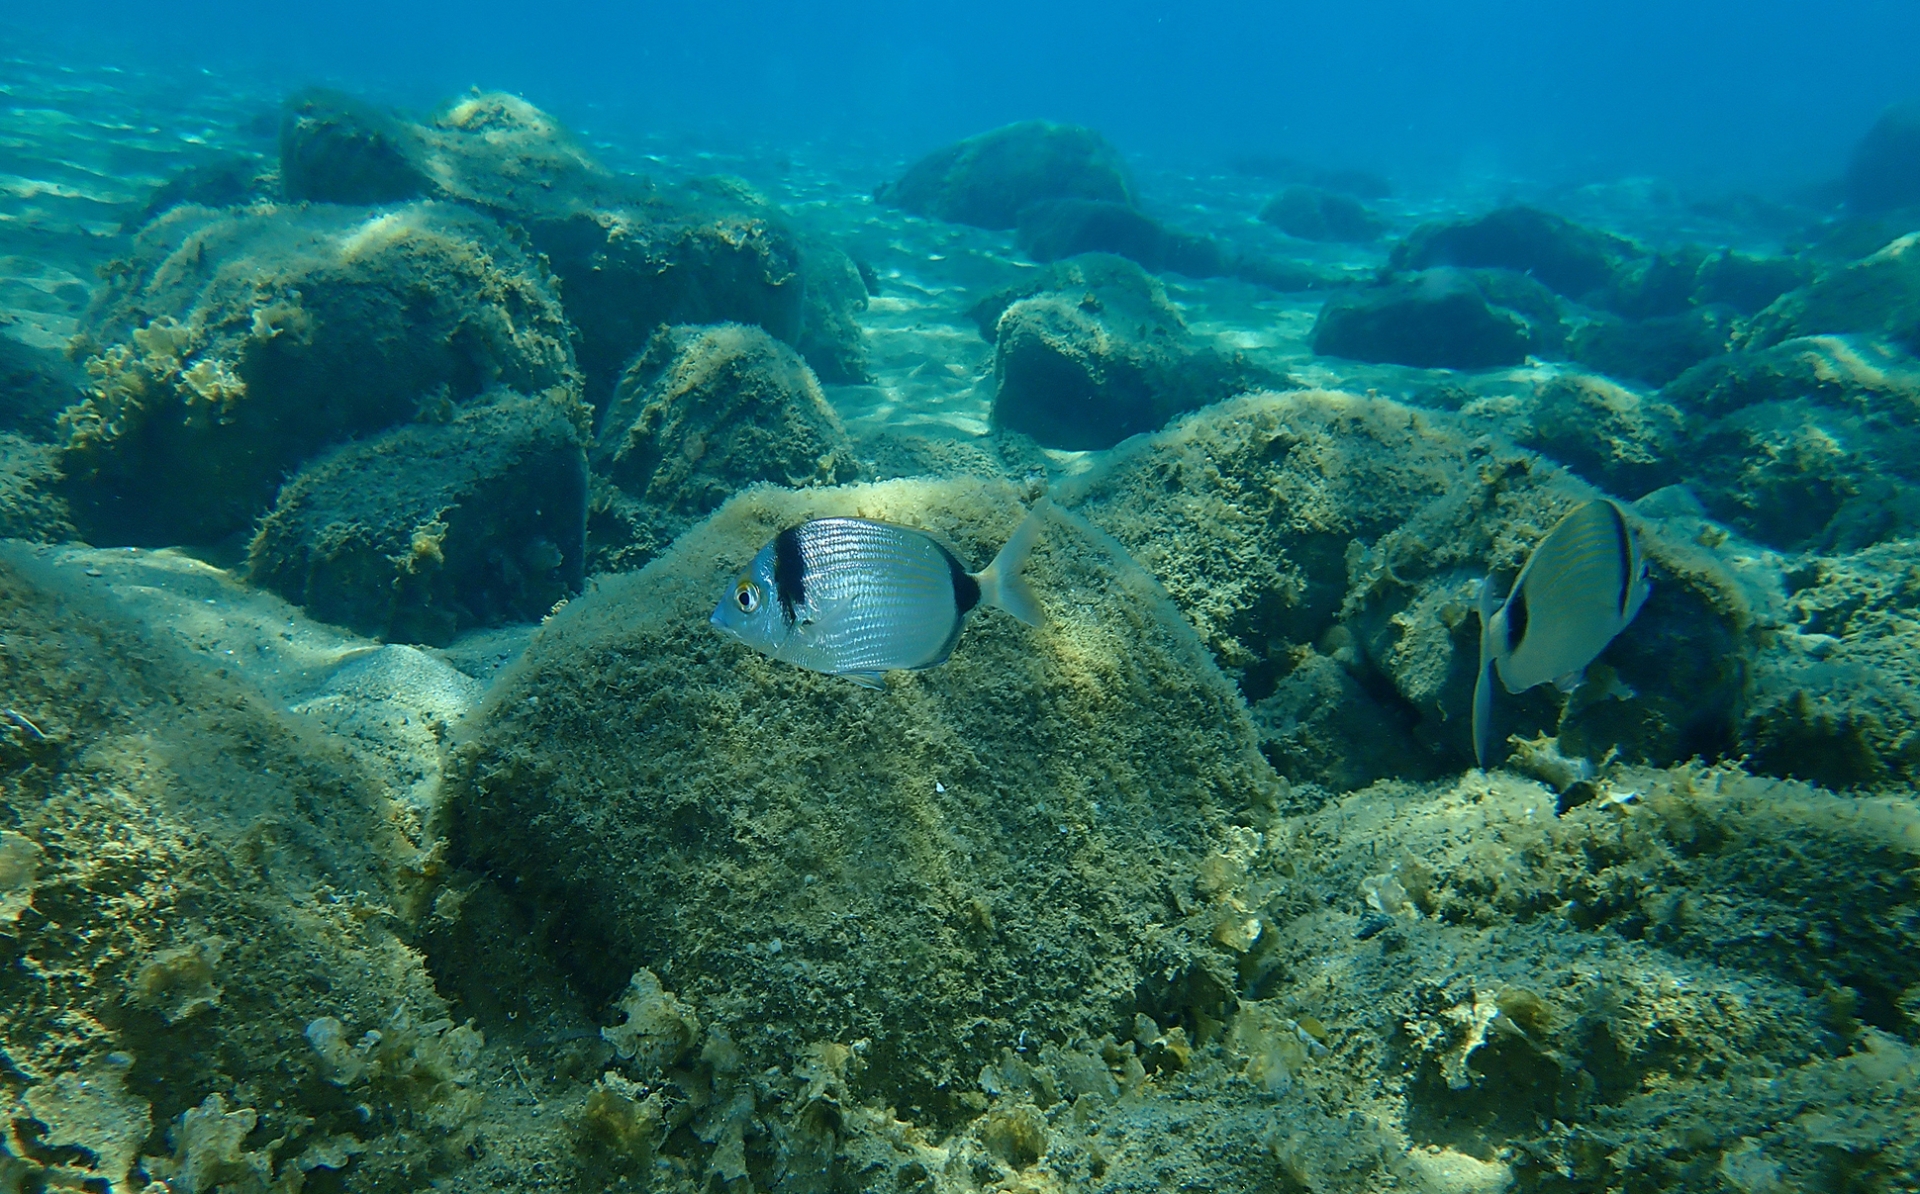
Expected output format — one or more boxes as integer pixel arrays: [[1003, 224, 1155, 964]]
[[773, 526, 806, 627], [1604, 501, 1633, 618]]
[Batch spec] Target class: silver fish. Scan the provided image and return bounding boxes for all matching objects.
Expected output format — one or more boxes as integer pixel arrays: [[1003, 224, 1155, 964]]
[[709, 505, 1046, 688], [1474, 498, 1651, 768]]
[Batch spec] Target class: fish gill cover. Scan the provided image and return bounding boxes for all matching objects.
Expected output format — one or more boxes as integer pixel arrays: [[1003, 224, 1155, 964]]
[[3, 2, 1920, 1192]]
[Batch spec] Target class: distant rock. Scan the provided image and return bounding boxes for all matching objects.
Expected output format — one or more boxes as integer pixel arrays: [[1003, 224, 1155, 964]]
[[1311, 268, 1562, 370], [1691, 249, 1815, 315], [875, 121, 1134, 230], [1567, 307, 1734, 387], [589, 323, 857, 573], [980, 254, 1283, 449], [1846, 101, 1920, 214], [279, 89, 435, 204], [1227, 155, 1392, 199], [62, 202, 580, 547], [1014, 198, 1232, 277], [1389, 206, 1634, 301], [795, 238, 875, 385], [1258, 185, 1386, 243], [247, 392, 589, 645]]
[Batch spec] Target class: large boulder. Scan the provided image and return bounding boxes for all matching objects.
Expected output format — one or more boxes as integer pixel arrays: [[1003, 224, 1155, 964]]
[[280, 90, 814, 400], [1522, 373, 1687, 499], [1389, 206, 1635, 301], [62, 202, 579, 546], [1664, 335, 1920, 550], [875, 121, 1134, 230], [247, 391, 589, 645], [795, 238, 875, 385], [1567, 306, 1734, 386], [1014, 198, 1232, 277], [448, 479, 1281, 1139], [1743, 231, 1920, 354], [1057, 390, 1754, 786], [1846, 101, 1920, 214], [977, 254, 1281, 449], [589, 323, 858, 573], [1258, 185, 1386, 243], [0, 333, 82, 441], [1311, 268, 1562, 370]]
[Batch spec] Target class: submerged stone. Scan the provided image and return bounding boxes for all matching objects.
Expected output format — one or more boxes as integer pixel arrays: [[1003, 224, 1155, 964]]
[[875, 120, 1134, 230]]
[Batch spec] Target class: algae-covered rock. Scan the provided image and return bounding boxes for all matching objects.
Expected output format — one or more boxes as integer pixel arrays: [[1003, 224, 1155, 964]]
[[0, 542, 479, 1194], [588, 323, 857, 573], [1258, 184, 1387, 243], [795, 237, 874, 384], [981, 253, 1281, 449], [0, 434, 73, 543], [1665, 335, 1920, 549], [1312, 268, 1561, 370], [248, 390, 589, 644], [1059, 390, 1751, 784], [875, 120, 1134, 230], [450, 479, 1280, 1133], [280, 88, 436, 204], [1745, 540, 1920, 787], [63, 201, 579, 546], [1566, 306, 1733, 386], [0, 334, 82, 441], [1521, 373, 1685, 498], [1013, 198, 1232, 277], [1743, 230, 1920, 354], [1389, 205, 1636, 301], [280, 88, 812, 400]]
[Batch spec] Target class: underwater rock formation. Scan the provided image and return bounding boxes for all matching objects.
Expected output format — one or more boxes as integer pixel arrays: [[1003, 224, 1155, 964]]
[[0, 435, 72, 542], [1258, 184, 1387, 243], [1311, 267, 1562, 370], [1389, 205, 1635, 302], [123, 154, 276, 233], [449, 479, 1281, 1135], [875, 120, 1135, 230], [0, 541, 481, 1194], [1567, 306, 1734, 386], [0, 334, 82, 442], [1744, 230, 1920, 355], [280, 89, 828, 399], [1847, 100, 1920, 214], [1521, 373, 1687, 499], [977, 254, 1282, 449], [247, 390, 589, 645], [1665, 335, 1920, 549], [1058, 390, 1752, 786], [61, 201, 579, 546], [795, 237, 875, 385], [1013, 198, 1232, 277], [589, 322, 858, 573]]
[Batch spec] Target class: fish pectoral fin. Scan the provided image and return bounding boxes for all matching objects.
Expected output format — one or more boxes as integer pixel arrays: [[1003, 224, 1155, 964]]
[[1553, 669, 1586, 695], [841, 670, 888, 690]]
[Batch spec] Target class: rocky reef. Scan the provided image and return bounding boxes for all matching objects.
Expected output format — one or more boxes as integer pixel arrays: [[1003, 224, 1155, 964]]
[[4, 60, 1920, 1194]]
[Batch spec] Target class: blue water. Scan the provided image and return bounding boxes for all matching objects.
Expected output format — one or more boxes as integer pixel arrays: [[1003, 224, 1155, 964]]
[[12, 0, 1920, 189]]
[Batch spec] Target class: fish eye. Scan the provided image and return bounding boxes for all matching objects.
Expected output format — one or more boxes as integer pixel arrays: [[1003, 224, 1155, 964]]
[[735, 580, 759, 612]]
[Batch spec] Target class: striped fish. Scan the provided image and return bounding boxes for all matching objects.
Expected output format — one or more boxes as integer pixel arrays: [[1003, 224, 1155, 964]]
[[1474, 498, 1651, 769], [709, 504, 1046, 688]]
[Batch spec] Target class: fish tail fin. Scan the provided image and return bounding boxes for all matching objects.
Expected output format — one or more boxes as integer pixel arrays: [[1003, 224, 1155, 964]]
[[976, 500, 1048, 628], [1474, 573, 1499, 770]]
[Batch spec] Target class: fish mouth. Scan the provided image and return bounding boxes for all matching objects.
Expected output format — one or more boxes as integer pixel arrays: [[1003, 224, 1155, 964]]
[[708, 607, 726, 631]]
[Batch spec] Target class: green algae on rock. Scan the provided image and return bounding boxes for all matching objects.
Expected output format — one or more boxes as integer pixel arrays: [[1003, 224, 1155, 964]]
[[875, 120, 1135, 231], [588, 322, 859, 574], [62, 201, 579, 546], [449, 478, 1281, 1141], [247, 389, 590, 645]]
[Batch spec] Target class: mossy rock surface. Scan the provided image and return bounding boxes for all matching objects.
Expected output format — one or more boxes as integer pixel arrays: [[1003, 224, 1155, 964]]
[[984, 253, 1280, 450], [875, 121, 1134, 231], [1060, 390, 1753, 786], [450, 478, 1279, 1128], [248, 390, 589, 645], [63, 201, 579, 546], [1744, 230, 1920, 354]]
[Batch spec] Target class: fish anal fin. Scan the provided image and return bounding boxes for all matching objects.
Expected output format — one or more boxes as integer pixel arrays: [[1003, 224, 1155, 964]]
[[842, 670, 888, 690], [1553, 669, 1585, 695]]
